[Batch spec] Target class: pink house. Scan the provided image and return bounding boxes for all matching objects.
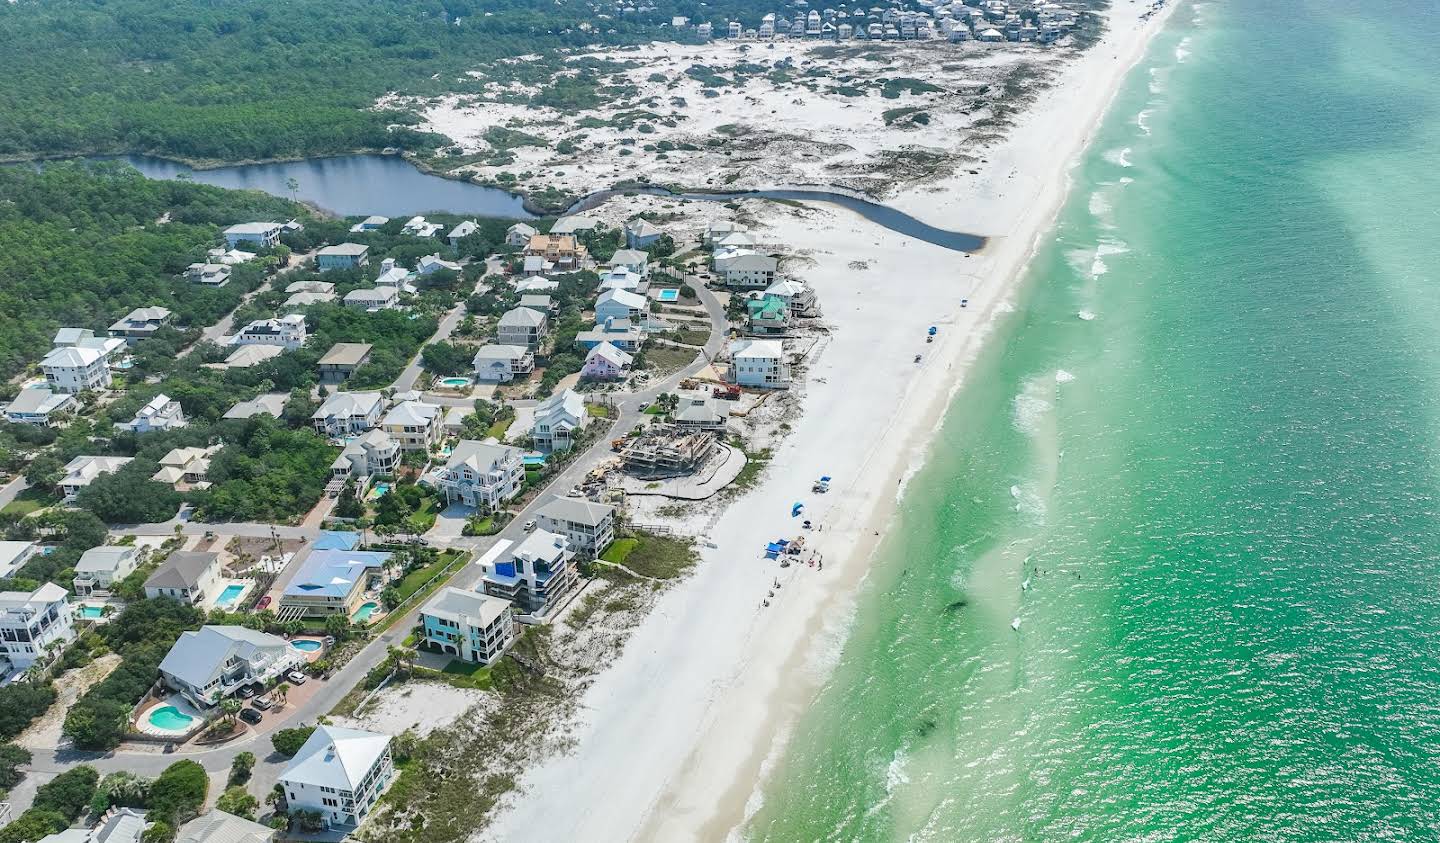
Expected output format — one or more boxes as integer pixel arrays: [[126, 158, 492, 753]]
[[581, 342, 634, 381]]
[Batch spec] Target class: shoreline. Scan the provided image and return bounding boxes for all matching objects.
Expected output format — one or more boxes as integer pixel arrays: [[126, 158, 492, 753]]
[[482, 1, 1184, 841]]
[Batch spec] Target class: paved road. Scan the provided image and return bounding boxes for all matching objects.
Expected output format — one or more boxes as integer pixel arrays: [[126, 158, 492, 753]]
[[11, 265, 733, 814], [391, 257, 495, 394], [0, 476, 29, 511], [179, 248, 320, 358]]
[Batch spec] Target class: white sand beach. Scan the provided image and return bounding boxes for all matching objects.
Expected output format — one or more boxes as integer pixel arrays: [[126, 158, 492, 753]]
[[484, 2, 1181, 840]]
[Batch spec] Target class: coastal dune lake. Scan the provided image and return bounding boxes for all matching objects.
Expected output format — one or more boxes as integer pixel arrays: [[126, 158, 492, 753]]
[[747, 0, 1440, 839]]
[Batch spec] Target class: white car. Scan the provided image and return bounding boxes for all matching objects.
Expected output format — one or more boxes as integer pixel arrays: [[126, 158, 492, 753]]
[[287, 670, 308, 685]]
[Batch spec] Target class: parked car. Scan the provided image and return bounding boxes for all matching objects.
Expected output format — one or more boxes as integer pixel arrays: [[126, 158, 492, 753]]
[[523, 519, 536, 532], [257, 595, 272, 610], [252, 695, 275, 711], [287, 670, 308, 685], [237, 685, 256, 699], [239, 708, 263, 725]]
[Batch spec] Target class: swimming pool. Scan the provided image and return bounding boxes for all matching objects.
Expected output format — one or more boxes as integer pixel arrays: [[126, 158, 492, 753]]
[[353, 602, 379, 623], [657, 288, 680, 302], [371, 482, 392, 498], [80, 606, 104, 619], [291, 639, 323, 653], [147, 705, 195, 732], [439, 377, 471, 389], [215, 584, 245, 607]]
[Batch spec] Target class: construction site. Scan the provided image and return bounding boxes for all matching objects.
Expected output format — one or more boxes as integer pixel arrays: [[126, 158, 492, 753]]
[[617, 425, 720, 478]]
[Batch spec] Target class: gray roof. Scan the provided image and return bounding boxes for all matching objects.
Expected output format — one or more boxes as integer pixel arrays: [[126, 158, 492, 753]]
[[75, 545, 135, 575], [176, 810, 276, 843], [6, 388, 73, 416], [445, 440, 523, 473], [499, 307, 546, 328], [53, 327, 95, 345], [144, 551, 218, 590], [318, 243, 369, 257], [422, 586, 511, 629], [223, 393, 286, 420], [609, 248, 649, 266], [536, 496, 616, 528], [159, 625, 291, 691], [318, 342, 373, 366]]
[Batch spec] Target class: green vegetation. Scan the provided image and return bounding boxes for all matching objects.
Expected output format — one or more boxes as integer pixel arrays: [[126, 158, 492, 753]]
[[0, 488, 51, 518], [64, 598, 204, 750], [601, 534, 696, 579], [0, 162, 298, 381], [146, 760, 209, 828], [434, 659, 495, 690], [271, 726, 316, 759], [0, 744, 32, 794], [0, 765, 99, 843], [191, 417, 337, 523]]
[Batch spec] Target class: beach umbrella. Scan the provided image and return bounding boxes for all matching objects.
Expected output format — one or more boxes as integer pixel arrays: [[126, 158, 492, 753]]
[[792, 502, 804, 517]]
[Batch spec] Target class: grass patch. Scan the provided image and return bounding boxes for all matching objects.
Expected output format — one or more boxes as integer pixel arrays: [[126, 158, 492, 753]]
[[586, 403, 614, 419], [604, 534, 695, 580], [642, 346, 696, 376], [600, 538, 638, 565], [729, 446, 773, 496], [0, 487, 54, 517], [434, 659, 495, 690], [486, 416, 514, 440]]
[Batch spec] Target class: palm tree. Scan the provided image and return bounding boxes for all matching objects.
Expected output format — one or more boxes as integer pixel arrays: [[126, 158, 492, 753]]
[[220, 698, 242, 728], [274, 682, 290, 706], [285, 177, 299, 203]]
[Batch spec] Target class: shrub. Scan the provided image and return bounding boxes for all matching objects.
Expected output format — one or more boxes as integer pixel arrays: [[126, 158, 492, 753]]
[[272, 727, 316, 758], [147, 760, 208, 826], [32, 765, 100, 821]]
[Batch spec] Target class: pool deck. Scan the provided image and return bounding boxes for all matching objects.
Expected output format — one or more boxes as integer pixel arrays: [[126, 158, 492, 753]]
[[204, 578, 254, 612], [134, 695, 205, 739], [290, 636, 329, 663]]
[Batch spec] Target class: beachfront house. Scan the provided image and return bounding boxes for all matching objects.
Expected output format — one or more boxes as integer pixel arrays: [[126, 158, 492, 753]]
[[73, 545, 139, 597], [41, 345, 111, 394], [763, 278, 818, 316], [330, 429, 399, 479], [717, 253, 778, 289], [534, 497, 616, 557], [312, 392, 384, 437], [479, 529, 576, 618], [532, 389, 586, 453], [318, 343, 372, 382], [122, 393, 187, 433], [673, 393, 728, 431], [382, 400, 444, 452], [59, 456, 132, 502], [730, 338, 790, 388], [427, 441, 525, 510], [624, 218, 664, 249], [496, 307, 548, 349], [224, 222, 282, 249], [472, 345, 535, 383], [278, 725, 395, 830], [278, 549, 390, 619], [595, 289, 649, 325], [0, 583, 75, 673], [448, 220, 479, 246], [0, 542, 35, 580], [144, 551, 221, 604], [4, 388, 77, 426], [581, 342, 634, 381], [505, 223, 537, 248], [419, 587, 516, 665], [158, 625, 304, 708], [234, 314, 308, 349], [746, 296, 790, 334], [108, 306, 173, 344], [608, 248, 649, 277], [316, 243, 370, 271]]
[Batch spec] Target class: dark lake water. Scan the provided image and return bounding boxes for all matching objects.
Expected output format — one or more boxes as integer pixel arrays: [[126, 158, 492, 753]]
[[103, 154, 534, 219]]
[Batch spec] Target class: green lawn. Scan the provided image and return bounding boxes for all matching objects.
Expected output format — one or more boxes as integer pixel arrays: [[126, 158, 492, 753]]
[[643, 404, 666, 415], [1, 488, 55, 517], [644, 346, 697, 376], [391, 551, 460, 604], [434, 659, 495, 690], [601, 535, 695, 580], [486, 416, 514, 439], [405, 498, 438, 533]]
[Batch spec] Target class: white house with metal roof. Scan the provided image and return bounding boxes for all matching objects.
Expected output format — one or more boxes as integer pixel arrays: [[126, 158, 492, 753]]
[[60, 456, 133, 502], [316, 243, 370, 271], [4, 388, 76, 426], [496, 306, 548, 349], [0, 541, 36, 580], [278, 725, 395, 830], [312, 392, 384, 438], [479, 529, 576, 618], [41, 345, 111, 393], [730, 338, 790, 388], [122, 393, 187, 433], [427, 441, 525, 510], [224, 222, 282, 249], [0, 582, 75, 673], [472, 344, 534, 383], [233, 314, 307, 350], [176, 810, 276, 843], [532, 389, 586, 453], [158, 625, 304, 707], [73, 545, 139, 596]]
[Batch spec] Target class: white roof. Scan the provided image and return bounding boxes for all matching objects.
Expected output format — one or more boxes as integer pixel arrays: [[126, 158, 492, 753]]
[[343, 286, 399, 304], [159, 626, 291, 690], [53, 327, 94, 345], [317, 243, 369, 257], [585, 342, 633, 368], [223, 345, 285, 367], [535, 388, 585, 423], [0, 542, 34, 577], [732, 338, 784, 360], [74, 546, 134, 575], [5, 388, 73, 417], [176, 809, 276, 843], [445, 440, 523, 473], [448, 220, 479, 240], [285, 280, 334, 294], [719, 253, 777, 272], [0, 582, 69, 612], [609, 248, 649, 267], [626, 218, 663, 237], [384, 400, 441, 428], [764, 278, 808, 298], [281, 725, 391, 792], [42, 345, 105, 368], [507, 222, 538, 238], [598, 289, 647, 310], [499, 307, 546, 328], [550, 215, 599, 234], [313, 391, 383, 420], [422, 586, 511, 629], [473, 344, 530, 363], [535, 496, 616, 527], [225, 222, 280, 235]]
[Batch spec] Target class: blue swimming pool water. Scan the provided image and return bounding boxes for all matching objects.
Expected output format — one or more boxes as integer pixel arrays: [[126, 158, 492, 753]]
[[372, 482, 392, 497], [291, 639, 323, 653], [148, 705, 195, 732], [440, 377, 471, 388], [353, 602, 379, 622], [80, 606, 104, 619], [657, 288, 679, 302], [215, 584, 245, 607]]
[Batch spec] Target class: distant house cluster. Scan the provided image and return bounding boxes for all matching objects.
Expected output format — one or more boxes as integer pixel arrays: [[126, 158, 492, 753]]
[[709, 0, 1082, 43]]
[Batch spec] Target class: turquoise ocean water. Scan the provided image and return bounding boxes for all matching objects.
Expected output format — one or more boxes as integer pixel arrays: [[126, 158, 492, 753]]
[[748, 0, 1440, 839]]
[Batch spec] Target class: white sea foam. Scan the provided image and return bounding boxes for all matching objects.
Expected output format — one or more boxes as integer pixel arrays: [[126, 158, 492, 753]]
[[1065, 248, 1094, 277], [1148, 67, 1165, 94], [1089, 240, 1130, 279], [1055, 370, 1075, 384], [1077, 310, 1097, 321], [1175, 37, 1192, 63], [1012, 376, 1052, 437], [1103, 147, 1133, 168], [1119, 176, 1134, 186], [1010, 483, 1046, 522], [1136, 109, 1152, 136], [1087, 191, 1115, 229]]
